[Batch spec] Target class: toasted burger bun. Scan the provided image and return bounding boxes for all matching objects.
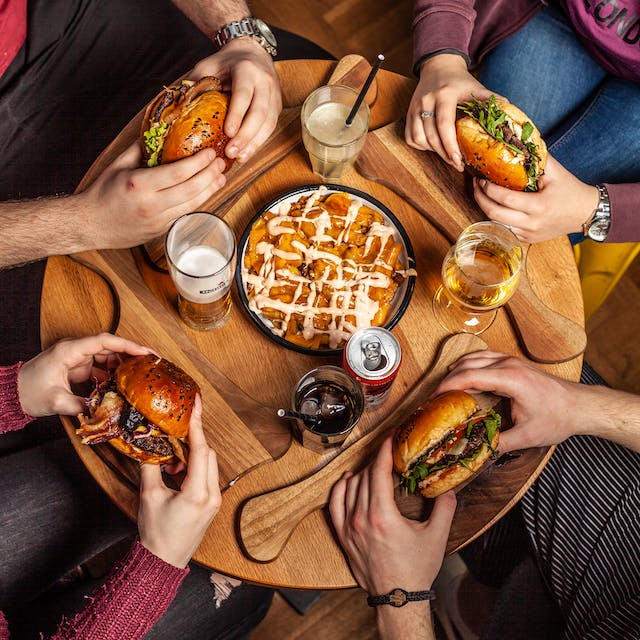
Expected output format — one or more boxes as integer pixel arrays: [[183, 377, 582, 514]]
[[116, 354, 198, 439], [76, 355, 199, 465], [393, 390, 500, 498], [456, 97, 547, 191], [141, 76, 232, 170]]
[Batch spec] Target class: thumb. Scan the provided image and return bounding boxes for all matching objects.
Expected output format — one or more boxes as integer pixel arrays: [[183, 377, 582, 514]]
[[56, 392, 90, 417]]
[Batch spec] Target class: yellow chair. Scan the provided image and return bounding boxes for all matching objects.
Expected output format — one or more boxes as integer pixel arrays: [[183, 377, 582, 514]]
[[574, 240, 640, 321]]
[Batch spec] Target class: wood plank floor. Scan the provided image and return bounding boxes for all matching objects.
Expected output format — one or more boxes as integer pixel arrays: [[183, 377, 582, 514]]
[[248, 2, 640, 638]]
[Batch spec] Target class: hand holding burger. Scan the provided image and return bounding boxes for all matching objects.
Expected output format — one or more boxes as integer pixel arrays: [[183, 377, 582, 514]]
[[141, 76, 233, 170], [77, 354, 200, 465], [456, 95, 548, 191], [393, 390, 500, 498]]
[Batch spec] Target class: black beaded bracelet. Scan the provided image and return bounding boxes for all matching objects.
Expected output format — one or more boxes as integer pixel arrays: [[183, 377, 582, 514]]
[[367, 588, 436, 607]]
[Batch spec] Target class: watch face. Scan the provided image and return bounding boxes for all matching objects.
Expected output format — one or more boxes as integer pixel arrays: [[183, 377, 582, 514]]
[[255, 18, 277, 47], [588, 217, 610, 242]]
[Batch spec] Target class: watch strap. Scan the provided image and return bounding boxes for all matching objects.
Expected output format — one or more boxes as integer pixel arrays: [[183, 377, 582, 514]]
[[212, 18, 277, 56], [367, 588, 436, 607]]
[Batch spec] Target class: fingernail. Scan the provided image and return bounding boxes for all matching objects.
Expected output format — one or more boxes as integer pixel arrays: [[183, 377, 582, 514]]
[[238, 146, 253, 162], [479, 179, 487, 188], [206, 149, 216, 161], [214, 157, 226, 172], [226, 145, 238, 157], [451, 152, 462, 166]]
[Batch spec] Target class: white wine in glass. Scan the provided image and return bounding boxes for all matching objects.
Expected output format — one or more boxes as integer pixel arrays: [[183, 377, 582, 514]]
[[433, 221, 523, 334]]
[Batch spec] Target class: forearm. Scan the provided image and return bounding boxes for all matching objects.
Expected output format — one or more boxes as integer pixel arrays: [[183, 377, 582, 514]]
[[52, 540, 188, 640], [0, 196, 89, 268], [170, 0, 251, 40], [574, 385, 640, 453], [376, 603, 435, 640]]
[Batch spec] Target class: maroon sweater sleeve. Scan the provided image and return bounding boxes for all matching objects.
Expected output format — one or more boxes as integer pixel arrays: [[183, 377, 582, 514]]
[[0, 362, 33, 434], [50, 540, 188, 640], [604, 183, 640, 243], [412, 0, 476, 72]]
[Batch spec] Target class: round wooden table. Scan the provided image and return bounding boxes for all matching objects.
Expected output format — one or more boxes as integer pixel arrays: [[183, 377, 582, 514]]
[[41, 57, 585, 589]]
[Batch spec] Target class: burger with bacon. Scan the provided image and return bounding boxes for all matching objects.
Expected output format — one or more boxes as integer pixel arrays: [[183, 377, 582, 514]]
[[76, 354, 199, 464], [393, 390, 500, 498], [141, 75, 232, 170]]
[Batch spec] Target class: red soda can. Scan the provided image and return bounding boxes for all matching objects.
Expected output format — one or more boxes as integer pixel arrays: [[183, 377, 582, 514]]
[[343, 327, 401, 407]]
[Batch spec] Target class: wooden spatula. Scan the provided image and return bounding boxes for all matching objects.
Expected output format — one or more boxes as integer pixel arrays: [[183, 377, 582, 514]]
[[142, 54, 378, 267], [238, 332, 488, 563], [356, 121, 587, 364]]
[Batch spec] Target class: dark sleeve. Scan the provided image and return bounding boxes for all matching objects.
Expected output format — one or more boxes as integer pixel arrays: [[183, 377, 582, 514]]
[[412, 0, 476, 74], [604, 183, 640, 243], [50, 540, 189, 640], [0, 362, 33, 434]]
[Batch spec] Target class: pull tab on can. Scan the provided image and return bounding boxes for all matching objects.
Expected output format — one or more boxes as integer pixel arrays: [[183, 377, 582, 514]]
[[362, 340, 382, 371], [343, 327, 401, 408]]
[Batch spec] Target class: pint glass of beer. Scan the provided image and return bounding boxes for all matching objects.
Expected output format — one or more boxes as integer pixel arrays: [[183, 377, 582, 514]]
[[165, 212, 237, 330]]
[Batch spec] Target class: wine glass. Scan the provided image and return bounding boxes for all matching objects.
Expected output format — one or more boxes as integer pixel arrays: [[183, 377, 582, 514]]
[[433, 221, 523, 334]]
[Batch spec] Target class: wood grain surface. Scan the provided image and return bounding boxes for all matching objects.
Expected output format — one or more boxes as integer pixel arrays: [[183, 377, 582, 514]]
[[356, 121, 587, 364], [41, 59, 584, 589]]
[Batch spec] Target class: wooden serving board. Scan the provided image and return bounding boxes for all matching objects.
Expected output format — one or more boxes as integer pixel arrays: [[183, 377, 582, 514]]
[[356, 121, 587, 364], [238, 333, 489, 563], [42, 60, 583, 589]]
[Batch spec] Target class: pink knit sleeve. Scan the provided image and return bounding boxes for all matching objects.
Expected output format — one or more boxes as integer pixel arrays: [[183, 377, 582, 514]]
[[0, 611, 10, 640], [51, 540, 189, 640], [0, 362, 34, 434]]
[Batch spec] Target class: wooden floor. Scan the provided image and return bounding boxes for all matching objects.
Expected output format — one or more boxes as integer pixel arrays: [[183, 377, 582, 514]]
[[248, 2, 640, 638]]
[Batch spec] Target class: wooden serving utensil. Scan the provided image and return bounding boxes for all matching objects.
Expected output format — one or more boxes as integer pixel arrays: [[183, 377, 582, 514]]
[[141, 54, 380, 268], [356, 121, 587, 364], [239, 332, 488, 564]]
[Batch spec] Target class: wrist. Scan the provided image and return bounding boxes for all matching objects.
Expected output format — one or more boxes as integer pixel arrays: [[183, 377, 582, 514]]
[[419, 51, 468, 77]]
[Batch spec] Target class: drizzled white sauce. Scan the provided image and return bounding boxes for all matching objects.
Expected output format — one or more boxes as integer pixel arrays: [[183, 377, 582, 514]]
[[242, 187, 414, 349]]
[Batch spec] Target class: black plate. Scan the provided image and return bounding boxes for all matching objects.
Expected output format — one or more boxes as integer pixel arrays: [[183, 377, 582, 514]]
[[235, 184, 416, 356]]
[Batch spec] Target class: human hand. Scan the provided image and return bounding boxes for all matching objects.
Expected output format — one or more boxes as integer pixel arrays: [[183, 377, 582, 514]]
[[329, 437, 457, 595], [433, 351, 590, 452], [138, 394, 221, 568], [17, 333, 151, 418], [472, 156, 600, 243], [190, 39, 282, 163], [78, 142, 227, 249], [405, 54, 493, 172]]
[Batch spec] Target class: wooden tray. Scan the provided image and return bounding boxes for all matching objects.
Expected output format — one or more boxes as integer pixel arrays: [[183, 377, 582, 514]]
[[41, 59, 584, 589]]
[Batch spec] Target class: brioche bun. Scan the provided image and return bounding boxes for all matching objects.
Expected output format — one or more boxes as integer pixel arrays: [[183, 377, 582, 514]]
[[456, 97, 547, 191], [393, 390, 499, 498], [115, 354, 198, 439], [141, 76, 232, 170]]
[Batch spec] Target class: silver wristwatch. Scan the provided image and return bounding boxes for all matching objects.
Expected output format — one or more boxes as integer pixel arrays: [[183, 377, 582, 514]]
[[582, 184, 611, 242], [212, 17, 277, 57]]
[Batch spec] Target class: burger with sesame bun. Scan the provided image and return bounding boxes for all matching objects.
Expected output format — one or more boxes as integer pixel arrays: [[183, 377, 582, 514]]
[[141, 75, 233, 170], [76, 354, 199, 464], [456, 95, 547, 191], [393, 390, 500, 498]]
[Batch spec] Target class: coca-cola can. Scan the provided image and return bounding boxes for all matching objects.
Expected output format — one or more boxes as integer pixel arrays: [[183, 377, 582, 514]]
[[343, 327, 401, 407]]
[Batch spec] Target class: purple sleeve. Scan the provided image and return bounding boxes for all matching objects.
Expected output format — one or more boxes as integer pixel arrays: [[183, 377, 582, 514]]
[[604, 183, 640, 243], [412, 0, 476, 73], [0, 362, 34, 434], [51, 540, 189, 640]]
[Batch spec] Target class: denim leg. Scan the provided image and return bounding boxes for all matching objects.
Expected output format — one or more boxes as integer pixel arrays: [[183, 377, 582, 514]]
[[479, 4, 607, 138]]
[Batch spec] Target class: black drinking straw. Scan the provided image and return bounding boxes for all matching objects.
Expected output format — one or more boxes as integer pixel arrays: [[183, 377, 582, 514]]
[[345, 53, 385, 127]]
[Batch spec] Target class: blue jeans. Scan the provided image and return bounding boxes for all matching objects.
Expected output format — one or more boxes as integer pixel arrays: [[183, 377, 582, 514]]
[[479, 3, 640, 186]]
